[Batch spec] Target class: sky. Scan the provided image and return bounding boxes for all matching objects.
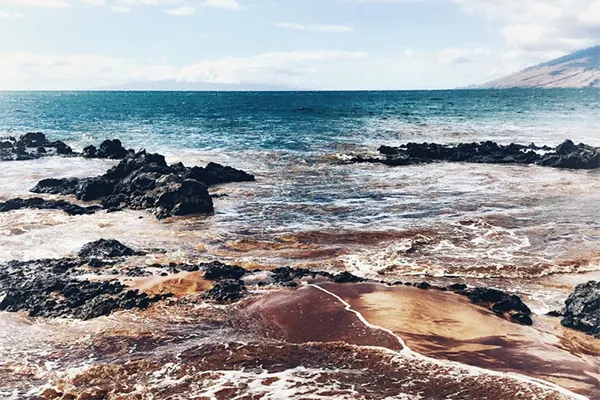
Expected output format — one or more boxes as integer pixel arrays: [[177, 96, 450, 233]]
[[0, 0, 599, 90]]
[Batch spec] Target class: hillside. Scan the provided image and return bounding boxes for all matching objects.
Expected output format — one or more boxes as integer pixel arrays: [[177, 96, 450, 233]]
[[480, 46, 600, 88]]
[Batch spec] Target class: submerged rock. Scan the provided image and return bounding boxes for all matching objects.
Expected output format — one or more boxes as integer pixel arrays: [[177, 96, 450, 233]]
[[351, 139, 600, 170], [562, 281, 600, 337], [0, 197, 101, 215]]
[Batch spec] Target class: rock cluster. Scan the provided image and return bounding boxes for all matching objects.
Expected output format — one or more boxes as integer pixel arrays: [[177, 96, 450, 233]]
[[0, 132, 133, 162], [562, 281, 600, 337], [82, 139, 130, 160], [0, 239, 168, 319], [352, 139, 600, 170], [26, 149, 255, 219], [0, 132, 74, 161]]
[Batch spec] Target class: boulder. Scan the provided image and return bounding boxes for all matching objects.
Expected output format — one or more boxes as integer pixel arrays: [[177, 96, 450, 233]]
[[462, 287, 533, 326], [202, 262, 247, 281], [187, 162, 256, 185], [78, 239, 139, 259], [82, 145, 97, 158], [75, 178, 115, 201], [202, 279, 246, 303], [333, 271, 366, 284], [562, 281, 600, 337], [97, 139, 129, 159], [31, 178, 80, 195], [53, 140, 73, 155], [152, 179, 214, 220], [20, 132, 46, 147]]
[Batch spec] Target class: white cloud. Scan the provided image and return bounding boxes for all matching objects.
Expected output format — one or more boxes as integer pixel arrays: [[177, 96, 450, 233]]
[[0, 0, 69, 7], [164, 4, 194, 15], [201, 0, 241, 10], [0, 9, 23, 17], [454, 0, 600, 60], [438, 47, 491, 64], [276, 22, 354, 33], [0, 50, 369, 90], [111, 5, 130, 12]]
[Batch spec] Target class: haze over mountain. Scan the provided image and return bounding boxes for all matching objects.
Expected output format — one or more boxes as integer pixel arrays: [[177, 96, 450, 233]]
[[479, 46, 600, 89]]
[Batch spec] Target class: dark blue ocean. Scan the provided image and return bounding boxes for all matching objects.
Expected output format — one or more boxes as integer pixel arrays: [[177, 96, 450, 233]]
[[1, 90, 599, 152], [1, 89, 600, 311]]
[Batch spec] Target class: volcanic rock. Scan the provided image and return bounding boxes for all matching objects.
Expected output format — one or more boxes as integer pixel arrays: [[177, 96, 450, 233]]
[[202, 279, 246, 303], [0, 197, 100, 215], [352, 140, 600, 170], [562, 281, 600, 337], [0, 241, 167, 320], [203, 262, 247, 281], [78, 239, 140, 259]]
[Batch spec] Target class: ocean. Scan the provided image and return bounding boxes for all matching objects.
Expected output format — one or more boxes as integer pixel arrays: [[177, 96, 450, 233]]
[[1, 90, 599, 399]]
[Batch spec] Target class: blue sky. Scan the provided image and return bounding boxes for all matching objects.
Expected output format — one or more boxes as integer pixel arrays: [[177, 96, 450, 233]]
[[0, 0, 598, 89]]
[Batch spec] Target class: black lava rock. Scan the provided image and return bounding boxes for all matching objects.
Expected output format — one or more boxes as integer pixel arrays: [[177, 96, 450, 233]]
[[562, 281, 600, 337], [202, 279, 246, 303], [31, 178, 80, 195], [96, 139, 129, 159], [461, 287, 533, 326], [0, 241, 167, 320], [75, 177, 114, 201], [17, 148, 254, 220], [78, 239, 140, 259], [202, 262, 247, 281], [0, 132, 75, 161], [332, 272, 366, 284], [0, 197, 100, 215], [351, 140, 600, 170]]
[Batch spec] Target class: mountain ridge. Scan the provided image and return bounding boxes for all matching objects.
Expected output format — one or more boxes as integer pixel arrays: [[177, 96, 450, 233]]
[[479, 45, 600, 89]]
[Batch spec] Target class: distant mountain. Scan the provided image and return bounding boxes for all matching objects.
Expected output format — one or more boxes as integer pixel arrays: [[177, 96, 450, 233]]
[[94, 80, 299, 91], [479, 46, 600, 89]]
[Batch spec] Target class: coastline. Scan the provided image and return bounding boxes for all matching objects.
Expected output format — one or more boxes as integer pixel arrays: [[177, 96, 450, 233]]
[[1, 90, 600, 399]]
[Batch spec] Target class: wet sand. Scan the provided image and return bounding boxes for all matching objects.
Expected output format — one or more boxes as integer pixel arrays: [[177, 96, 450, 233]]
[[317, 283, 600, 398]]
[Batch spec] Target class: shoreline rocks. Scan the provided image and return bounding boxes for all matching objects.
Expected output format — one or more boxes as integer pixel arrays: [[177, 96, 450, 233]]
[[0, 197, 101, 215], [0, 132, 133, 162], [0, 240, 169, 320], [562, 281, 600, 337], [1, 138, 255, 219], [31, 149, 253, 220], [0, 132, 74, 161], [351, 139, 600, 170]]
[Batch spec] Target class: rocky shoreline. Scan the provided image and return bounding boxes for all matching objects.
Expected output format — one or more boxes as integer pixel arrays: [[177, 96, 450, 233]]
[[350, 139, 600, 170], [2, 237, 592, 334], [0, 133, 255, 219], [0, 134, 599, 337]]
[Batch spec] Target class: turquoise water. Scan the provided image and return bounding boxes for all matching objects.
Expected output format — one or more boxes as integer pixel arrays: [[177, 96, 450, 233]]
[[1, 90, 599, 152]]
